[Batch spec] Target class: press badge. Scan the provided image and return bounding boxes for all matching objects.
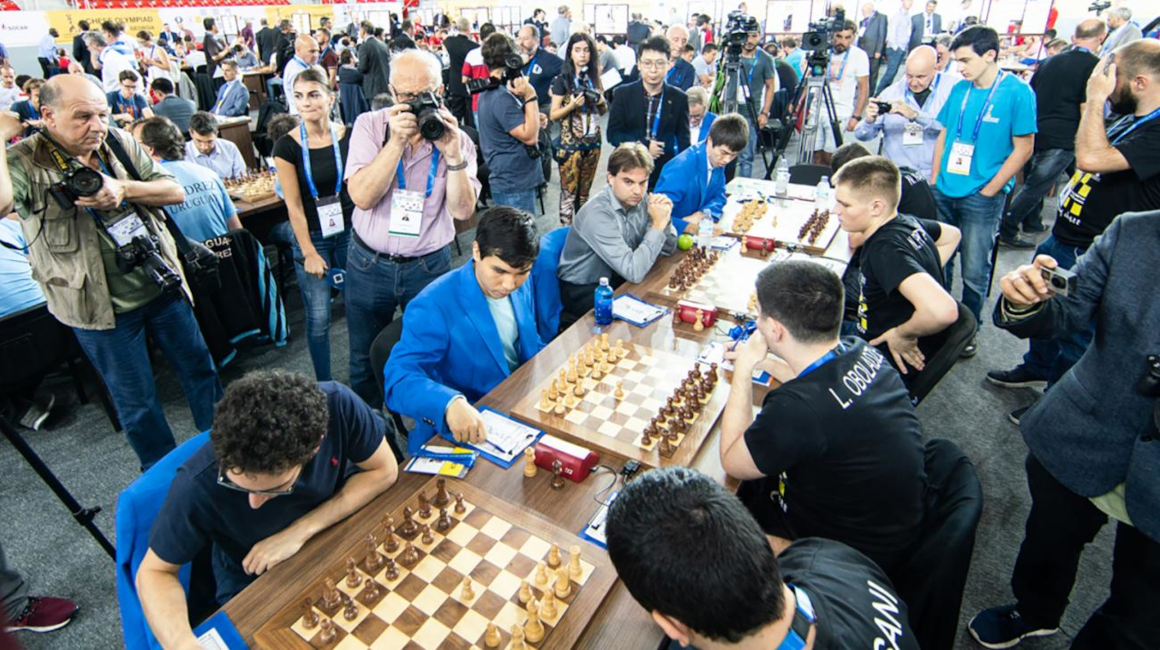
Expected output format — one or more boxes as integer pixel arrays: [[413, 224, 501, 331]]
[[106, 212, 150, 247], [903, 122, 924, 146], [388, 189, 425, 238], [317, 196, 345, 238], [947, 142, 975, 175]]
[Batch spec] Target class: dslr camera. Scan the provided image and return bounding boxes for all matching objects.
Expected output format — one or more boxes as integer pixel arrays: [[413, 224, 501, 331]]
[[466, 53, 525, 95], [1089, 1, 1111, 15], [723, 11, 758, 59], [116, 232, 182, 295], [48, 167, 104, 210], [401, 91, 446, 141], [801, 8, 847, 51]]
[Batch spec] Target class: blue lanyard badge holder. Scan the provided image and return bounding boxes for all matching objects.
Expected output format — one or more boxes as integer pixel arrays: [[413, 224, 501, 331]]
[[388, 147, 440, 238], [299, 122, 346, 239], [947, 72, 1004, 176]]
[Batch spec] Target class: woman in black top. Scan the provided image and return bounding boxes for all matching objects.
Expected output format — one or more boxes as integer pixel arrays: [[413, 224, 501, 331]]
[[549, 33, 607, 225], [273, 66, 354, 381]]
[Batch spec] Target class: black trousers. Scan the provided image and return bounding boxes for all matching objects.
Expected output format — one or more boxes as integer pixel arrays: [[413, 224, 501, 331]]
[[557, 278, 599, 334], [1012, 454, 1160, 649]]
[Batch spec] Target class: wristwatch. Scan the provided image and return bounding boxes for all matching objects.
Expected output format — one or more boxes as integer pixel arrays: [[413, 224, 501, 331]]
[[446, 158, 468, 172]]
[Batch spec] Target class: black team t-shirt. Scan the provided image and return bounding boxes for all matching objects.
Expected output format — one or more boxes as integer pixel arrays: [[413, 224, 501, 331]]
[[1029, 48, 1099, 151], [778, 538, 921, 650], [740, 338, 927, 571], [856, 213, 945, 341], [148, 382, 385, 604], [1053, 113, 1160, 248]]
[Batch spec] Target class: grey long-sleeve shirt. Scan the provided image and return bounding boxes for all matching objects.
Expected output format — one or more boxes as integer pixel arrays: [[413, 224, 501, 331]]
[[557, 184, 678, 286]]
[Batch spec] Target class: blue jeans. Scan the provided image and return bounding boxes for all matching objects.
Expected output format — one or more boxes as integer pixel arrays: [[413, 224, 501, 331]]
[[932, 187, 1006, 326], [492, 189, 538, 215], [738, 116, 760, 179], [345, 237, 451, 406], [291, 229, 350, 381], [1020, 235, 1092, 385], [876, 48, 906, 95], [1000, 148, 1074, 240], [73, 294, 222, 470]]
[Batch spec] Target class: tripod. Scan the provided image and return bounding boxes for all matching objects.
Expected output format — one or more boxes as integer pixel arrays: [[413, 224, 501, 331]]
[[712, 46, 775, 179], [775, 50, 843, 165]]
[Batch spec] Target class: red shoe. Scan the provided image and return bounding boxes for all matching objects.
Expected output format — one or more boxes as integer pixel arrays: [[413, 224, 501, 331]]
[[5, 597, 78, 633]]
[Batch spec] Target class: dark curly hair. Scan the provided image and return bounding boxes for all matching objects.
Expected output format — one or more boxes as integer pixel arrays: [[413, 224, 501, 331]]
[[211, 370, 328, 474]]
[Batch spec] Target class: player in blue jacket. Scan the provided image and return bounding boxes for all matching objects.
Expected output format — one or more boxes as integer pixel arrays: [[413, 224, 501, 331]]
[[383, 207, 547, 455], [655, 113, 748, 235]]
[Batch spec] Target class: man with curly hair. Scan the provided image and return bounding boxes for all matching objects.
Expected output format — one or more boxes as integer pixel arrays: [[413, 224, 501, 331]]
[[135, 370, 398, 648]]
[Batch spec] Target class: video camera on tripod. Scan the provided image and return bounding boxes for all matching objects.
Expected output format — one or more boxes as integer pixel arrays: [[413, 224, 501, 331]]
[[800, 8, 847, 75], [721, 11, 759, 61]]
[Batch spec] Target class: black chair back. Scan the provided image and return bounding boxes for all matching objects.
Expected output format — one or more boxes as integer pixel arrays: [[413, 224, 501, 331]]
[[907, 301, 977, 405], [788, 164, 832, 186], [0, 305, 74, 390], [369, 318, 409, 459], [894, 438, 983, 650]]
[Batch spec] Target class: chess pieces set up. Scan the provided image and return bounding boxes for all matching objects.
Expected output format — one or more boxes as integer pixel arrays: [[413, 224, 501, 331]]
[[666, 246, 721, 293], [538, 333, 629, 416], [507, 543, 584, 646], [730, 200, 770, 234], [640, 365, 718, 457], [224, 169, 277, 201], [799, 208, 831, 245], [523, 448, 568, 490]]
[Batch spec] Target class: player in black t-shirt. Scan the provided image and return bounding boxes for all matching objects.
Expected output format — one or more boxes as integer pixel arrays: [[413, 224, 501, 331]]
[[719, 260, 928, 577], [987, 39, 1160, 423], [136, 370, 399, 649], [834, 156, 961, 378], [606, 466, 920, 650]]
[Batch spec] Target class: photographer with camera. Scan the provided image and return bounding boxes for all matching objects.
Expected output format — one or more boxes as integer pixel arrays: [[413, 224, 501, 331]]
[[732, 18, 779, 178], [968, 208, 1160, 649], [607, 37, 690, 190], [811, 20, 870, 165], [0, 75, 221, 471], [549, 33, 607, 226], [476, 32, 545, 214], [342, 50, 479, 407]]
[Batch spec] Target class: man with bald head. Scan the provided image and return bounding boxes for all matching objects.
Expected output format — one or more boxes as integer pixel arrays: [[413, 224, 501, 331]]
[[665, 25, 696, 91], [0, 75, 221, 470], [282, 34, 320, 115], [997, 19, 1105, 249], [855, 45, 954, 179]]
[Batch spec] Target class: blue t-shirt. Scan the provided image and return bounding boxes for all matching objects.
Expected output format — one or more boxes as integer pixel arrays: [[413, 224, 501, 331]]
[[159, 160, 237, 241], [935, 72, 1037, 198], [148, 382, 385, 604], [477, 87, 545, 193], [0, 220, 46, 318], [106, 91, 149, 121]]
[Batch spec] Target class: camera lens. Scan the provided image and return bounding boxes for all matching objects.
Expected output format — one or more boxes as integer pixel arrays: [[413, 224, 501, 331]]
[[1051, 276, 1065, 290], [418, 110, 445, 141], [70, 168, 104, 197]]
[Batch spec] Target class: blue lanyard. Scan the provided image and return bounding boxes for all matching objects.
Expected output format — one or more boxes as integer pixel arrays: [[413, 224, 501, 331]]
[[524, 54, 538, 76], [649, 87, 665, 139], [1109, 107, 1160, 145], [396, 148, 441, 198], [299, 122, 343, 199], [320, 46, 331, 60], [905, 72, 940, 108], [798, 343, 844, 378], [116, 94, 139, 119], [830, 49, 850, 81], [954, 71, 1005, 143], [1074, 46, 1092, 54], [293, 56, 308, 70]]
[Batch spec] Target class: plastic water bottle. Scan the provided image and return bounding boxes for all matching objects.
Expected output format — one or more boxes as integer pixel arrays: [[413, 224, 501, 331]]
[[594, 277, 614, 326], [775, 158, 790, 197], [697, 214, 714, 249], [815, 175, 832, 208]]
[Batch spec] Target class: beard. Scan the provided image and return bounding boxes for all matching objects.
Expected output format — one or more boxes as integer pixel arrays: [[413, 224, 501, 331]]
[[1109, 89, 1138, 116], [834, 43, 848, 54]]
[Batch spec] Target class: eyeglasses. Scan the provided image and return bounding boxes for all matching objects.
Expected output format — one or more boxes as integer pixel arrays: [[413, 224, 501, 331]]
[[638, 59, 669, 70], [216, 464, 301, 496], [122, 84, 138, 90]]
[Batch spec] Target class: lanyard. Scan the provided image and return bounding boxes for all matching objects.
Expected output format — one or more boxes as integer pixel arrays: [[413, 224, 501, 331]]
[[649, 87, 665, 139], [524, 54, 538, 76], [798, 343, 845, 378], [905, 72, 941, 109], [1109, 107, 1160, 145], [116, 94, 140, 119], [215, 81, 233, 110], [320, 46, 331, 61], [829, 49, 850, 81], [1074, 46, 1092, 54], [293, 56, 308, 70], [954, 71, 1005, 143], [396, 147, 441, 198], [299, 122, 343, 199]]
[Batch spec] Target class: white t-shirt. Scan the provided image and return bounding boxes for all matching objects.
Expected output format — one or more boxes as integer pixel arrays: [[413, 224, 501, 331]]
[[185, 50, 207, 69], [613, 45, 636, 72], [828, 45, 870, 117], [0, 85, 22, 109], [98, 48, 139, 94]]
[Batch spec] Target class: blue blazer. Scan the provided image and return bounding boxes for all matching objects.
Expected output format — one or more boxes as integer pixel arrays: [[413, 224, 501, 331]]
[[212, 80, 250, 118], [655, 141, 727, 235], [383, 261, 546, 454], [694, 111, 717, 144]]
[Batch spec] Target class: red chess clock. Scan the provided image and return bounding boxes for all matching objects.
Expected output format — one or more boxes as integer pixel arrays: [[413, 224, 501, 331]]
[[534, 436, 599, 483], [741, 236, 776, 252], [676, 300, 718, 327]]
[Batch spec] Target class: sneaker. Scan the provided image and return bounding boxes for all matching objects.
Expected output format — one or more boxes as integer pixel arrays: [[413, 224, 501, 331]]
[[968, 605, 1058, 649], [18, 393, 55, 431], [960, 337, 978, 358], [986, 366, 1048, 389], [1008, 406, 1031, 426], [1023, 223, 1050, 233], [4, 596, 78, 633], [1000, 235, 1037, 249]]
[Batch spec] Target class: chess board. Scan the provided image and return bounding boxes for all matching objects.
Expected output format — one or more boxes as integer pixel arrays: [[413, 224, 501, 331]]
[[719, 198, 841, 255], [650, 246, 771, 317], [254, 478, 616, 650], [226, 172, 277, 203], [509, 328, 727, 468]]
